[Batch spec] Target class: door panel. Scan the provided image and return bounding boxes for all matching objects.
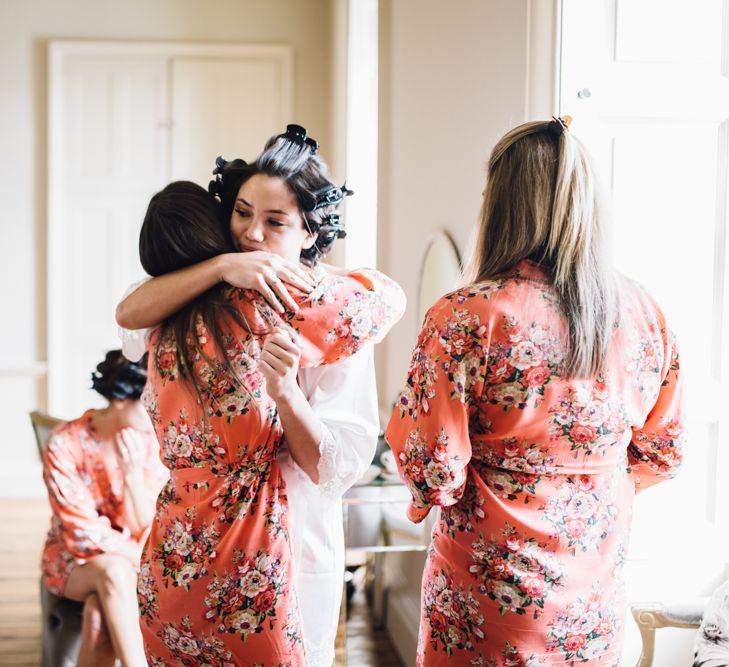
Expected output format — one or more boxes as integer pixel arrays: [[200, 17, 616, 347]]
[[561, 4, 729, 661], [170, 56, 293, 185], [49, 52, 169, 417], [48, 43, 293, 419], [561, 0, 729, 549]]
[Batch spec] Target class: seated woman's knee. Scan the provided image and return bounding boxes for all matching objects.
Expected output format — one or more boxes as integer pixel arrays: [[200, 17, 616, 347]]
[[95, 555, 137, 597]]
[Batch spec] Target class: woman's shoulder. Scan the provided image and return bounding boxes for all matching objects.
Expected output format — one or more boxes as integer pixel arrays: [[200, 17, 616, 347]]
[[53, 409, 95, 435], [426, 271, 535, 320], [617, 274, 670, 329], [46, 410, 96, 456], [209, 286, 273, 334]]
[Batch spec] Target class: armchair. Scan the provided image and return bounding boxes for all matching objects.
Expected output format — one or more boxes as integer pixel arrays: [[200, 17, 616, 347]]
[[29, 410, 85, 667]]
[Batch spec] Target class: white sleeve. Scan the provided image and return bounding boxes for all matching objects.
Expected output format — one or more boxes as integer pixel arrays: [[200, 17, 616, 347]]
[[279, 345, 379, 500], [118, 278, 153, 362]]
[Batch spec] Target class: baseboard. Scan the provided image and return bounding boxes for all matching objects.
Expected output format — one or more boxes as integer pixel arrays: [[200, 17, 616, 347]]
[[385, 586, 421, 666]]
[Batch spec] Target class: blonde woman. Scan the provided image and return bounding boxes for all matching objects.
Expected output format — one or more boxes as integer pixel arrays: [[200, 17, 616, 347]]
[[385, 117, 685, 666]]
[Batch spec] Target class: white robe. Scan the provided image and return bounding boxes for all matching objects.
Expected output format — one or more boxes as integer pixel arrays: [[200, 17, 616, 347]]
[[120, 304, 378, 667], [280, 348, 378, 667]]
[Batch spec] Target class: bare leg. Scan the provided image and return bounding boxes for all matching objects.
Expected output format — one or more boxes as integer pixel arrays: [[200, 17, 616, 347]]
[[65, 554, 147, 667], [77, 594, 116, 667]]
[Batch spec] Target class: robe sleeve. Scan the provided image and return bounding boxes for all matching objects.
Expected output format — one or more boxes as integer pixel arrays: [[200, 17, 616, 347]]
[[42, 426, 126, 562], [286, 268, 406, 367], [384, 297, 488, 523], [627, 326, 685, 492], [279, 345, 379, 500]]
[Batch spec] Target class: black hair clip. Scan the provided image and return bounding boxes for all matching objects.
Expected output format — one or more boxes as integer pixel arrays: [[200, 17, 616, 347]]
[[209, 156, 248, 200], [547, 115, 573, 136], [278, 124, 319, 154], [212, 156, 247, 175], [318, 213, 347, 239], [308, 182, 354, 212]]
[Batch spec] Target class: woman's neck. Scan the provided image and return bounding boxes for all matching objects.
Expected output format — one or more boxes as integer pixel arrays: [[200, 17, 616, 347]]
[[92, 400, 151, 437]]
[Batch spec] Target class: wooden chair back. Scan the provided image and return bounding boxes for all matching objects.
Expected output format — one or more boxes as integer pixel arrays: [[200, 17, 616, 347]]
[[29, 411, 63, 459]]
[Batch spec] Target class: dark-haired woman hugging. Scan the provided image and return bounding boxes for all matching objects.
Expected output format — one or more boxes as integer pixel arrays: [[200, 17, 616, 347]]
[[41, 350, 168, 667], [116, 126, 405, 665]]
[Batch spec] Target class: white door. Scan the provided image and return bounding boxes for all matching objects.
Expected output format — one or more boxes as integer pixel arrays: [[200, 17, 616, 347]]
[[48, 42, 293, 419], [170, 55, 292, 185], [561, 0, 729, 660], [48, 50, 169, 419]]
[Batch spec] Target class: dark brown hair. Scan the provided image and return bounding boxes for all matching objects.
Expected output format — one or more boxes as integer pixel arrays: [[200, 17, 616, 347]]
[[139, 181, 253, 405], [91, 349, 147, 400]]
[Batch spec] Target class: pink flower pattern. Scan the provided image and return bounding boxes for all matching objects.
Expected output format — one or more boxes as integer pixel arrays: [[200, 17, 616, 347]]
[[140, 269, 405, 664], [386, 261, 684, 666]]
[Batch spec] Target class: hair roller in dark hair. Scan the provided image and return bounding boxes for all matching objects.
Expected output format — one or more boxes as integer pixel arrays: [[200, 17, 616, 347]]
[[209, 157, 249, 203], [91, 350, 148, 401]]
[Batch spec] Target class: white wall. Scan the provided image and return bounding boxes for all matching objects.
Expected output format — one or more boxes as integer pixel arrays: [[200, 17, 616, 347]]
[[0, 0, 336, 496], [375, 0, 555, 413], [375, 0, 558, 662], [375, 5, 702, 666]]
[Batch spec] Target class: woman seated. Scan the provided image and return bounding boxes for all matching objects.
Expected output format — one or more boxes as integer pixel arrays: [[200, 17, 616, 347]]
[[41, 350, 168, 667], [694, 580, 729, 667]]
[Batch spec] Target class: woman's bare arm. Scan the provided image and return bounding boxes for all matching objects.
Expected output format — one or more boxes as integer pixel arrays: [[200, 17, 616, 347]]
[[259, 328, 323, 482], [115, 252, 316, 329]]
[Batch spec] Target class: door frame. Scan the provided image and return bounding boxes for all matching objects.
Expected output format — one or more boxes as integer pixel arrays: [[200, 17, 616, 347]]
[[47, 40, 293, 415]]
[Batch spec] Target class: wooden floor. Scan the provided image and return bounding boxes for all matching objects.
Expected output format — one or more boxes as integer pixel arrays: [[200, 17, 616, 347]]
[[0, 497, 403, 667], [340, 586, 404, 667], [0, 498, 47, 667]]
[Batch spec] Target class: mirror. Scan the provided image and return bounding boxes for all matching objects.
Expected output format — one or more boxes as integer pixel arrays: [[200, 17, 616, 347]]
[[417, 231, 462, 324]]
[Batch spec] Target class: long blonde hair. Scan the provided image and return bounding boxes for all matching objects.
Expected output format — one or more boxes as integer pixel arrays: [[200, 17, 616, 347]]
[[464, 120, 618, 379]]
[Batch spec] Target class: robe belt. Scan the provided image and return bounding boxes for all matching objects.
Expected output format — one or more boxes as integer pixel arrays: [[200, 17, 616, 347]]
[[169, 460, 270, 484]]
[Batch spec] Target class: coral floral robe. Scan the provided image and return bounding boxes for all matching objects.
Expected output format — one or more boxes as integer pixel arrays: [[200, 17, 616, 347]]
[[138, 269, 404, 666], [41, 410, 167, 596], [385, 260, 684, 666]]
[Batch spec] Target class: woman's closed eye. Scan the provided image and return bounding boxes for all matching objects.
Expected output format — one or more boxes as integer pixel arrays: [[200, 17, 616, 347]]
[[234, 208, 283, 227]]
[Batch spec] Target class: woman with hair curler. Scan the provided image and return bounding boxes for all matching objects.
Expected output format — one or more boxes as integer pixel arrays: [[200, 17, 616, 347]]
[[41, 350, 168, 667], [117, 125, 405, 664], [385, 117, 685, 666]]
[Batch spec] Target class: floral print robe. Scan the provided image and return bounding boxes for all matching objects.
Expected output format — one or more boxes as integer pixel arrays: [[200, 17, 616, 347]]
[[138, 269, 405, 666], [385, 260, 684, 666], [41, 410, 168, 596]]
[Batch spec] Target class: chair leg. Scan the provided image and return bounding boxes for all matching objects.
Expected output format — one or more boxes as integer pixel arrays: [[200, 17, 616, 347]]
[[634, 622, 656, 667], [632, 607, 662, 667]]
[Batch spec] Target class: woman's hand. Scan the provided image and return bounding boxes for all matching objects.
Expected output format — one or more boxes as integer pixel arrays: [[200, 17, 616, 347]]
[[220, 252, 317, 313], [115, 428, 157, 537], [114, 428, 146, 483], [259, 327, 303, 404], [259, 327, 323, 482]]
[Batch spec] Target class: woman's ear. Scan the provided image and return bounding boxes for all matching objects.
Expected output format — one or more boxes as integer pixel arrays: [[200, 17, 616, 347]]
[[302, 229, 317, 250]]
